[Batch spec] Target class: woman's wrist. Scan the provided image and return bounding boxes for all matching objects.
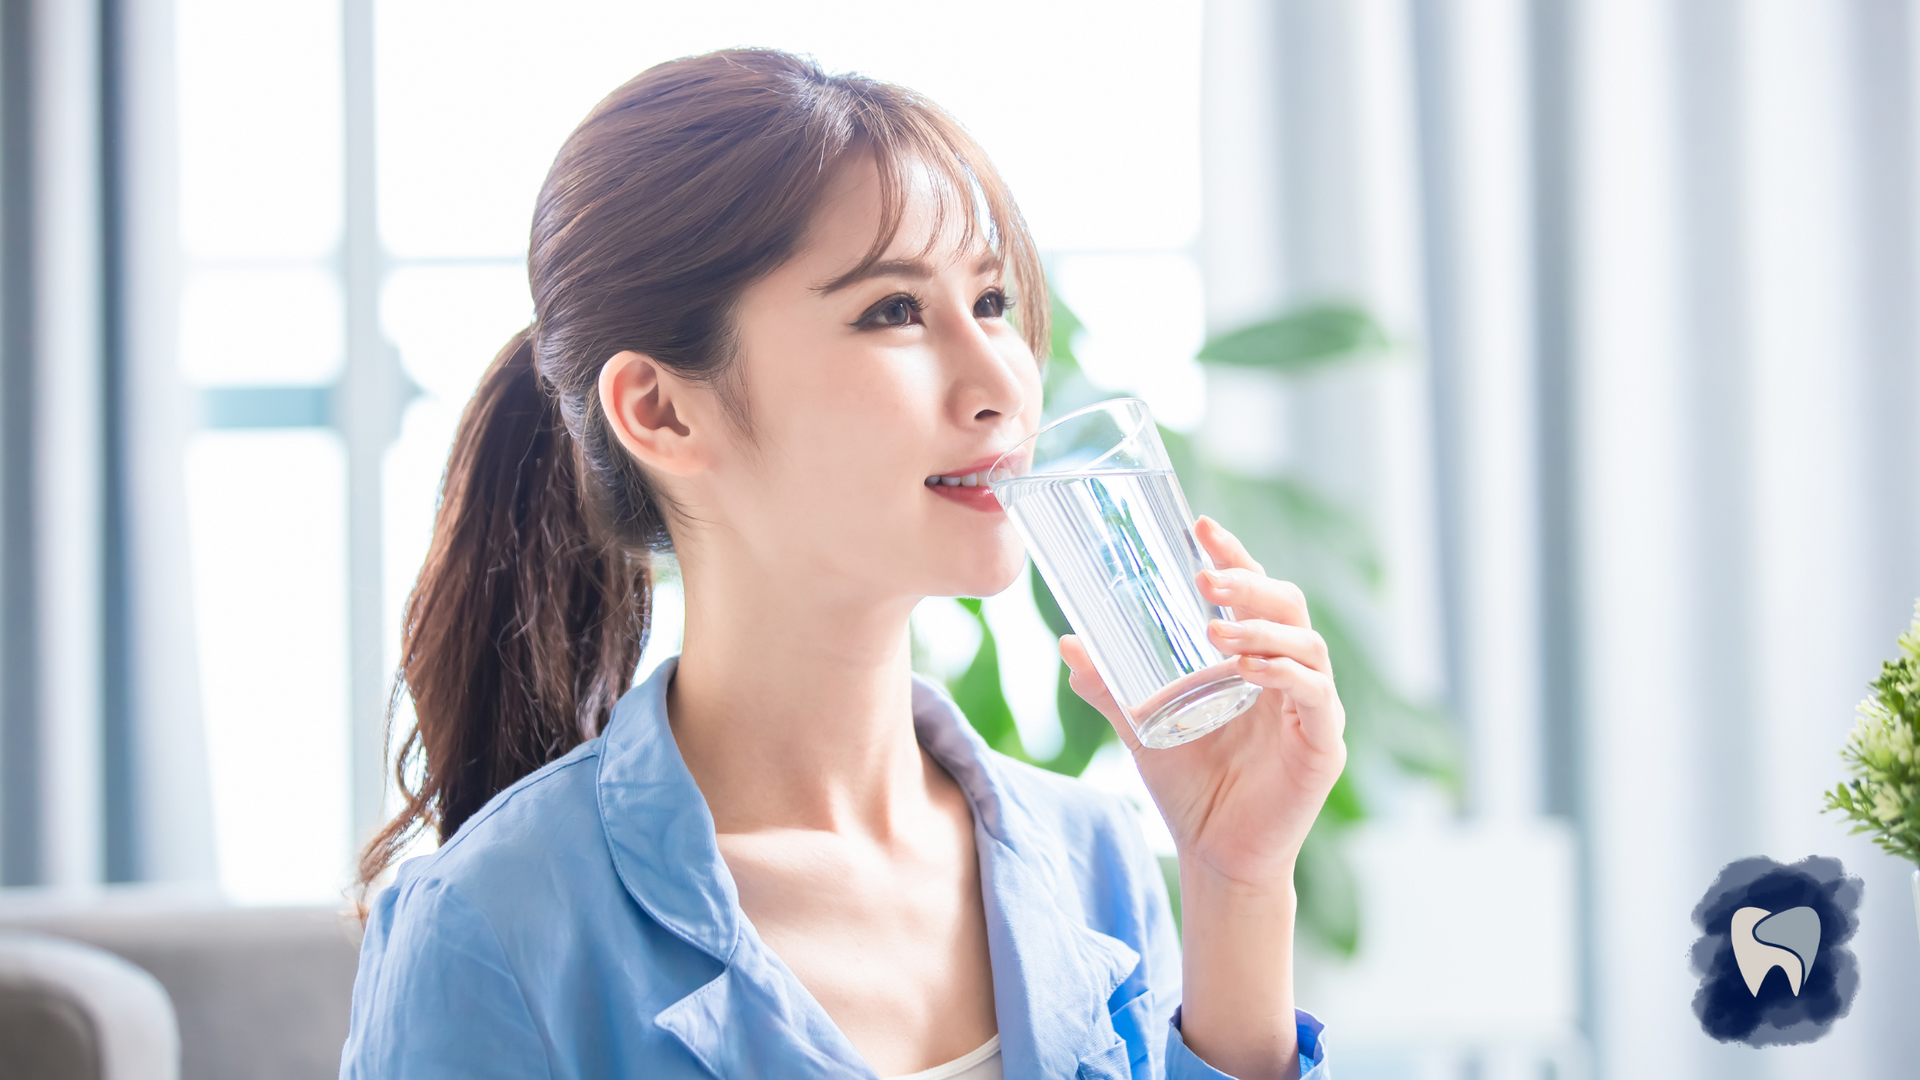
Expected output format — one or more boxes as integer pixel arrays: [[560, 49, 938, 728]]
[[1176, 856, 1301, 1080], [1178, 850, 1299, 900]]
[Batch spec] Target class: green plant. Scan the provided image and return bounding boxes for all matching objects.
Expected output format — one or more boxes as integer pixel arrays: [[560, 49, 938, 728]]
[[1825, 601, 1920, 865], [944, 594, 1111, 777], [928, 289, 1460, 955]]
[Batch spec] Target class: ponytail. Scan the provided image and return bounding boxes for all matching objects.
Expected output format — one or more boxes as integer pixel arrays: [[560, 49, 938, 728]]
[[357, 330, 647, 890]]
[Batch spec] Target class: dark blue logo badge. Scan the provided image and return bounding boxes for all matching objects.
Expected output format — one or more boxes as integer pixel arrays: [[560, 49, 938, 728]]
[[1690, 855, 1862, 1046]]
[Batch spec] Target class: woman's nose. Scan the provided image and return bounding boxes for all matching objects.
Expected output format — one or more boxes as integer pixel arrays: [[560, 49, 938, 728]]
[[944, 318, 1030, 427]]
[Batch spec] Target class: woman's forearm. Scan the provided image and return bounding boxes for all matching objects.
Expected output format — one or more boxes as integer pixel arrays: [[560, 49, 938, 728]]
[[1175, 861, 1300, 1080], [1060, 520, 1342, 1078]]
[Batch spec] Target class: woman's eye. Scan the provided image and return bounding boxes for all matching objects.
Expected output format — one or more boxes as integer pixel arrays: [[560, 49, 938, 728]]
[[858, 295, 922, 329], [974, 289, 1014, 319]]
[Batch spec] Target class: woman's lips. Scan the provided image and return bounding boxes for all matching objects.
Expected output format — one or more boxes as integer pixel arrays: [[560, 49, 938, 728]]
[[924, 466, 1007, 512], [925, 478, 1004, 512]]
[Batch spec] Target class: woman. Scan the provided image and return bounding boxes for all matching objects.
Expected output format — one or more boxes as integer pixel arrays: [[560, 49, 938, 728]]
[[342, 49, 1344, 1080]]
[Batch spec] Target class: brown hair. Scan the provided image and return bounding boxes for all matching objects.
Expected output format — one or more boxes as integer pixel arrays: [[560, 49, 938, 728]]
[[358, 48, 1048, 890]]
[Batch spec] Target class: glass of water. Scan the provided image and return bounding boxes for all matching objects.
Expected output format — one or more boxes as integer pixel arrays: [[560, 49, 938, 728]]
[[989, 398, 1262, 749]]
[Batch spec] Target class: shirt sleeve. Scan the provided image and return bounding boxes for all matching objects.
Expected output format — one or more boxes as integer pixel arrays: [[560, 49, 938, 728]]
[[339, 875, 554, 1080], [1165, 1006, 1329, 1079]]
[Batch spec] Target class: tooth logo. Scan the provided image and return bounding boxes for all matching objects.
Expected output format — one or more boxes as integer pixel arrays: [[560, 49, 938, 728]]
[[1729, 905, 1820, 997], [1690, 855, 1862, 1047]]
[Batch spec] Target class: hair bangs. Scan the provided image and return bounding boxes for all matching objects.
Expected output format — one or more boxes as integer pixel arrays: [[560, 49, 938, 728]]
[[823, 84, 1050, 360]]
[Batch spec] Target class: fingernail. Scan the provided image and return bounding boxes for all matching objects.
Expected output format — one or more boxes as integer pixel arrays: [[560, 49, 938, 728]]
[[1241, 655, 1269, 671], [1212, 619, 1242, 638], [1200, 569, 1224, 589]]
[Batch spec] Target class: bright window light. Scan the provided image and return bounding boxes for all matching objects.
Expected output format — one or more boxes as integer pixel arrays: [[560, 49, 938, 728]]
[[176, 0, 343, 260], [185, 431, 351, 904]]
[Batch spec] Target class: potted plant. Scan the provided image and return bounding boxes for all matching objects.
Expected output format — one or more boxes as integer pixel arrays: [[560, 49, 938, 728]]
[[1825, 601, 1920, 943]]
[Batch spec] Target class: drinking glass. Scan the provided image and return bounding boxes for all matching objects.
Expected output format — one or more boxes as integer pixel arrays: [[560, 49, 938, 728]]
[[989, 398, 1262, 749]]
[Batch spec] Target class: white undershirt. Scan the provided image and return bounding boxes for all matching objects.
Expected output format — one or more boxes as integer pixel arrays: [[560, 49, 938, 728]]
[[881, 1035, 1003, 1080]]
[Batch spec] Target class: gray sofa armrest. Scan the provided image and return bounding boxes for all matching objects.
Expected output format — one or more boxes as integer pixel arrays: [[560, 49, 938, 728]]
[[0, 932, 180, 1080], [0, 896, 360, 1080]]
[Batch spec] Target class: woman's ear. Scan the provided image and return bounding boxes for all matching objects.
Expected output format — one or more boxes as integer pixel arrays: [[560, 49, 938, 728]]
[[597, 351, 713, 477]]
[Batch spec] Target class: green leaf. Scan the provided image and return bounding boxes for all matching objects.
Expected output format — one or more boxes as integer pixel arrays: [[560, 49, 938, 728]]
[[1049, 290, 1086, 368], [948, 598, 1027, 761], [1028, 566, 1117, 776], [1036, 664, 1114, 777], [1158, 854, 1183, 933], [1041, 293, 1112, 420], [1030, 562, 1073, 639], [1158, 429, 1383, 590], [1296, 823, 1360, 956], [1197, 303, 1389, 375], [1316, 608, 1464, 804], [1320, 773, 1366, 826]]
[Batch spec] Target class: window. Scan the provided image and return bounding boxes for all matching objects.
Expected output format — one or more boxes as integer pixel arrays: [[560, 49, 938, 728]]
[[175, 0, 350, 903]]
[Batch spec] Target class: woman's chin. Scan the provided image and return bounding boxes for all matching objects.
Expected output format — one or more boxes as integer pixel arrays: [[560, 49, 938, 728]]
[[923, 547, 1027, 602]]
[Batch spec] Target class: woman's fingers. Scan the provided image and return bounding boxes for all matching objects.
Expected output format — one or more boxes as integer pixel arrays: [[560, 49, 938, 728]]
[[1193, 516, 1313, 629], [1235, 656, 1346, 751], [1208, 618, 1331, 676], [1059, 634, 1142, 753], [1234, 654, 1334, 706], [1194, 515, 1261, 575], [1198, 566, 1311, 630]]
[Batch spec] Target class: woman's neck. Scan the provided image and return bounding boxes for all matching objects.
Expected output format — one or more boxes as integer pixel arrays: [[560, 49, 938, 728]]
[[666, 554, 931, 840]]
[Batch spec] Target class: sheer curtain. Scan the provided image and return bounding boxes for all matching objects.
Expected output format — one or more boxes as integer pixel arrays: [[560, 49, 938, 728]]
[[1583, 3, 1920, 1077], [1197, 1, 1920, 1077]]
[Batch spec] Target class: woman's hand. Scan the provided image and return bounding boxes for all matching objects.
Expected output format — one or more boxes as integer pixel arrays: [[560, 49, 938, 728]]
[[1059, 515, 1347, 890]]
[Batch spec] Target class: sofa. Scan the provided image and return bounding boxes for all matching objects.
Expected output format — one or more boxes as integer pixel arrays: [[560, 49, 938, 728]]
[[0, 892, 360, 1080]]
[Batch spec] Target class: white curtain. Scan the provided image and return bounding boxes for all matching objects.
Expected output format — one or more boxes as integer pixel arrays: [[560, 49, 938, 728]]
[[1198, 0, 1920, 1076], [5, 0, 216, 890]]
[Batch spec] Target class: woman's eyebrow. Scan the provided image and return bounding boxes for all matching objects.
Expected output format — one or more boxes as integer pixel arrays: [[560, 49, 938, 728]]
[[817, 251, 1002, 295]]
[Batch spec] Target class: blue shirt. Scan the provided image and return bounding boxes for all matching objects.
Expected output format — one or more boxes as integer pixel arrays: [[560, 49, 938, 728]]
[[341, 659, 1328, 1079]]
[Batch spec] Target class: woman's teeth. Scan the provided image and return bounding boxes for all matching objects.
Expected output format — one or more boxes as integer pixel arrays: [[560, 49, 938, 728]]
[[927, 472, 985, 488]]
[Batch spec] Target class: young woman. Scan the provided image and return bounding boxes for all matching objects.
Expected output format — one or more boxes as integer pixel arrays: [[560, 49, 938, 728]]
[[341, 49, 1344, 1080]]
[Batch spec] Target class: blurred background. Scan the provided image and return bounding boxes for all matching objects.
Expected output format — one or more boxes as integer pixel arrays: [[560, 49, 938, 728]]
[[2, 0, 1918, 1078]]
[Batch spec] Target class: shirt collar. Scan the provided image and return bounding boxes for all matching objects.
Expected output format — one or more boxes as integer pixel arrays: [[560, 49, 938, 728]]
[[597, 657, 1141, 1078]]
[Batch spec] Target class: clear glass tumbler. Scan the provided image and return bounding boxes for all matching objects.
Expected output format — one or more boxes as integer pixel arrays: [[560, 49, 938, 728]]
[[990, 398, 1262, 749]]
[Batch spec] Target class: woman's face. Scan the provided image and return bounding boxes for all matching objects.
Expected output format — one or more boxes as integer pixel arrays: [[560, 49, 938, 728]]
[[675, 155, 1042, 604]]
